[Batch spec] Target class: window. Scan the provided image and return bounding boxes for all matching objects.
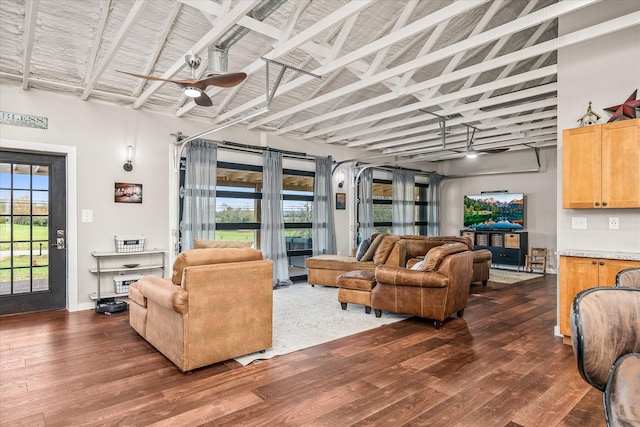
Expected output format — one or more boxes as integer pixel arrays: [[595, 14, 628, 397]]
[[358, 171, 429, 236], [179, 157, 315, 280]]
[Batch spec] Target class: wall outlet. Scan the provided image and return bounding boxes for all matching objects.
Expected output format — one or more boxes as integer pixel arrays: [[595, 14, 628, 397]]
[[609, 217, 619, 230], [571, 217, 587, 229]]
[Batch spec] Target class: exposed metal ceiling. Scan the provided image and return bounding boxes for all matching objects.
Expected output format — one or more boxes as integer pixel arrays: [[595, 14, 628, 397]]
[[0, 0, 636, 162]]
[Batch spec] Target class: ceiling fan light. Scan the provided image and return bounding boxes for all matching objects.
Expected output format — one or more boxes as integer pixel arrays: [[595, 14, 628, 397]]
[[184, 87, 201, 98], [466, 151, 478, 159]]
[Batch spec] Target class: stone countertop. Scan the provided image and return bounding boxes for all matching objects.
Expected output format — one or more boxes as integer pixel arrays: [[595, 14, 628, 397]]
[[558, 249, 640, 261]]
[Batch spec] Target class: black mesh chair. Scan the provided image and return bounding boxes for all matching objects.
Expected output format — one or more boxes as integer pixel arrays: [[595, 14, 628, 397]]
[[571, 287, 640, 426]]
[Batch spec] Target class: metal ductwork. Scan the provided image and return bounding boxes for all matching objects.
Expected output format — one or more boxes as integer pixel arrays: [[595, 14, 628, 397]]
[[206, 0, 287, 76]]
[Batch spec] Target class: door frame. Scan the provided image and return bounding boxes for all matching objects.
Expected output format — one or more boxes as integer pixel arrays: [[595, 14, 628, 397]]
[[1, 139, 78, 311]]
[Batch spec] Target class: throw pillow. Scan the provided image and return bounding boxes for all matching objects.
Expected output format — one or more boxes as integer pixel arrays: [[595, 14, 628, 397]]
[[410, 260, 425, 270], [372, 235, 401, 265], [355, 238, 371, 261], [360, 233, 386, 262]]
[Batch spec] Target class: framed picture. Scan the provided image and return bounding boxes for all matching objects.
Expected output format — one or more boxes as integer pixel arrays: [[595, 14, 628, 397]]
[[336, 192, 346, 210], [115, 182, 143, 203]]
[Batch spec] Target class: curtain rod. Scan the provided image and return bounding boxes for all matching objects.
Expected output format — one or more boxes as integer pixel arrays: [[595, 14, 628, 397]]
[[175, 136, 331, 162]]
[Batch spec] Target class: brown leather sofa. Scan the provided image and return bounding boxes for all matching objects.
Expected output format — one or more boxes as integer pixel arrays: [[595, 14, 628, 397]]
[[306, 234, 491, 287], [128, 247, 273, 372], [371, 243, 475, 329]]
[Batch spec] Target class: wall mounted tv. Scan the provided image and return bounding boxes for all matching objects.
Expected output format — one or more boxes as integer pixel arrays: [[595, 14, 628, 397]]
[[463, 193, 524, 230]]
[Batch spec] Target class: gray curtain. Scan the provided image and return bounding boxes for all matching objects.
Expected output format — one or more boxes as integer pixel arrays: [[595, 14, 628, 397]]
[[180, 140, 217, 250], [358, 167, 374, 241], [427, 172, 441, 236], [392, 168, 415, 235], [261, 150, 291, 287], [312, 157, 337, 256]]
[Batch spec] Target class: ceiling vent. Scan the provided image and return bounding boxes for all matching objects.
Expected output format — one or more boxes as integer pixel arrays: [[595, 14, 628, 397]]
[[206, 0, 286, 76]]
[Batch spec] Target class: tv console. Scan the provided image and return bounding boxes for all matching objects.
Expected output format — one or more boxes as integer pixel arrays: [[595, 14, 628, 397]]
[[460, 229, 528, 268]]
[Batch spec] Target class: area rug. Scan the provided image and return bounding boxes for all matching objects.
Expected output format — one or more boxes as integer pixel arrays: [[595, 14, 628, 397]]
[[234, 284, 410, 365], [489, 268, 543, 284]]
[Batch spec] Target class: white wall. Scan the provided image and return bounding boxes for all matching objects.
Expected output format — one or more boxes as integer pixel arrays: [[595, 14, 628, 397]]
[[0, 83, 371, 310], [438, 147, 558, 271], [557, 2, 640, 256]]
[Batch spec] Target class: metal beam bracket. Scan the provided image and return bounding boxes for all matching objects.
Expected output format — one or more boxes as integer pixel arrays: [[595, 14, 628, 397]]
[[261, 57, 321, 107]]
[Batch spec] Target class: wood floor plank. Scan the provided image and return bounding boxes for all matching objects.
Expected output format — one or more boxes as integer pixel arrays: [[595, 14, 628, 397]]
[[0, 274, 607, 426]]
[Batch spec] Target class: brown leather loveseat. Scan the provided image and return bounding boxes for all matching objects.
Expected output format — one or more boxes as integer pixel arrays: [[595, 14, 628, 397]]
[[128, 247, 273, 372], [372, 242, 475, 329], [305, 234, 491, 288]]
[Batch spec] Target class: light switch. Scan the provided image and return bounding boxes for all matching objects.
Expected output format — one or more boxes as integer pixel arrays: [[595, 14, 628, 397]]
[[82, 209, 93, 223], [571, 217, 587, 229]]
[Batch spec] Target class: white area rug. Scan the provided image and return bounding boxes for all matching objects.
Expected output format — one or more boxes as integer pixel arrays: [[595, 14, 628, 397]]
[[489, 268, 543, 284], [234, 284, 410, 366]]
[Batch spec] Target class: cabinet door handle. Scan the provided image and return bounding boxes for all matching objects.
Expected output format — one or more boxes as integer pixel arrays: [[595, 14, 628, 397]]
[[600, 261, 604, 265], [595, 202, 600, 206], [592, 260, 597, 265], [602, 202, 608, 207]]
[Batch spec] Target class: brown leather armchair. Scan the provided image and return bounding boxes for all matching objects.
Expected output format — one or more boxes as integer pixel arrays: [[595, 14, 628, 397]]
[[128, 248, 273, 372], [371, 243, 474, 329], [571, 287, 640, 426]]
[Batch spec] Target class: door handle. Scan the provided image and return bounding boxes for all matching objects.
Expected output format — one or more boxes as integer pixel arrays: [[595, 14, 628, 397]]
[[52, 229, 65, 250]]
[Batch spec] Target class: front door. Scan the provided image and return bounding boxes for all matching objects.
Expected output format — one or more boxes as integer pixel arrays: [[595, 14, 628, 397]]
[[0, 151, 67, 314]]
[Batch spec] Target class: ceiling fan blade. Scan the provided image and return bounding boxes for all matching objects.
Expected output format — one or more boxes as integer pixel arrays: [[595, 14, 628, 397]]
[[479, 147, 510, 154], [200, 72, 248, 88], [194, 91, 213, 107]]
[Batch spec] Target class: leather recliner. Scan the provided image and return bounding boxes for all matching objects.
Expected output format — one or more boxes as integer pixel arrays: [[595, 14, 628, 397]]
[[128, 247, 273, 372], [371, 243, 474, 329]]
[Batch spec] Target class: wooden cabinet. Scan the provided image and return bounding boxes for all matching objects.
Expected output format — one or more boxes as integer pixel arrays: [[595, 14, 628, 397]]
[[562, 118, 640, 208], [461, 229, 528, 268], [559, 255, 640, 337]]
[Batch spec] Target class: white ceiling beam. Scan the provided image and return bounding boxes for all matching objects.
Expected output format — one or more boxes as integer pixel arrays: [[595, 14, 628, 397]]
[[176, 0, 372, 118], [177, 0, 282, 39], [134, 2, 181, 97], [132, 0, 261, 109], [84, 0, 112, 86], [382, 117, 557, 155], [311, 65, 556, 143], [413, 134, 556, 161], [245, 0, 488, 128], [360, 97, 558, 152], [21, 0, 39, 90], [383, 119, 558, 157], [263, 0, 595, 135], [82, 0, 148, 100], [349, 84, 557, 148], [419, 0, 505, 100], [364, 0, 419, 78], [303, 10, 635, 141]]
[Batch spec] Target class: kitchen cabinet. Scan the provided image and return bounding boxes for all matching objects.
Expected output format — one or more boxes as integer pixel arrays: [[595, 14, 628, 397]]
[[559, 255, 640, 337], [562, 118, 640, 208]]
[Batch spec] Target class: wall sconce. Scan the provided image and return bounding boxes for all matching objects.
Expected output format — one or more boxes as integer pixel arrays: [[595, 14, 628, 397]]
[[338, 170, 345, 188], [123, 145, 134, 172]]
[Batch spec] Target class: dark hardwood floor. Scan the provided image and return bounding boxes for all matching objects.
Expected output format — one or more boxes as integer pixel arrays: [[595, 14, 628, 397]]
[[0, 274, 605, 427]]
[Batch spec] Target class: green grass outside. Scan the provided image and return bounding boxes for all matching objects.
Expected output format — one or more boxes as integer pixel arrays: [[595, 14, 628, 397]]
[[0, 224, 50, 281], [0, 224, 49, 251]]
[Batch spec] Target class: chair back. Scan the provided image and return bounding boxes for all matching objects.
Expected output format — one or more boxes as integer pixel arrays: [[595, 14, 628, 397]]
[[615, 267, 640, 288], [571, 287, 640, 390]]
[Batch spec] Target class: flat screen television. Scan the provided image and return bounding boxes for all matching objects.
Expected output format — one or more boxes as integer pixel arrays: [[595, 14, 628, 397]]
[[463, 193, 524, 230]]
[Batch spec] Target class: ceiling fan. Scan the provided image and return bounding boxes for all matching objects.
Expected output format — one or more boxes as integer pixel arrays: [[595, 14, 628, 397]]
[[118, 53, 247, 107], [454, 124, 510, 158]]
